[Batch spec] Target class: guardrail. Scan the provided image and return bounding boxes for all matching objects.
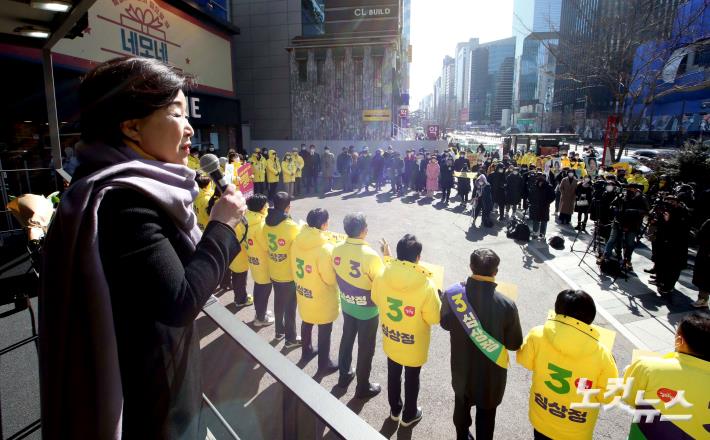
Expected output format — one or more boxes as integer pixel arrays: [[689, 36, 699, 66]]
[[200, 296, 385, 440]]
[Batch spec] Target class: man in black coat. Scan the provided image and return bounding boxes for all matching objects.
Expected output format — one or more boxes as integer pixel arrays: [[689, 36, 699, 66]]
[[302, 144, 321, 194], [652, 196, 690, 298], [487, 164, 507, 220], [528, 173, 556, 239], [441, 249, 522, 440], [505, 167, 524, 217]]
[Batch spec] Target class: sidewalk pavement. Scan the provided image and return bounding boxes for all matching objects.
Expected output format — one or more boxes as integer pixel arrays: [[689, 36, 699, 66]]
[[524, 215, 701, 354]]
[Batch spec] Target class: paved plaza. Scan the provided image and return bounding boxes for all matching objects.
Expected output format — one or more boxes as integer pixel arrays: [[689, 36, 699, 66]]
[[198, 185, 700, 440]]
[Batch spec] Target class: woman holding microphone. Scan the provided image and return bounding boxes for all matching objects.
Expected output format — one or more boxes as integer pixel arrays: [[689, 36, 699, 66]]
[[39, 57, 246, 439]]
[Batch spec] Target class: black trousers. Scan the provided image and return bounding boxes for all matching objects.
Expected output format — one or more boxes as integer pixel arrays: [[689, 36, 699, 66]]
[[294, 177, 301, 196], [268, 182, 279, 201], [337, 313, 378, 389], [254, 181, 267, 195], [231, 271, 248, 303], [305, 174, 317, 193], [387, 358, 421, 420], [533, 430, 553, 440], [253, 282, 272, 321], [301, 322, 334, 368], [272, 281, 297, 342], [453, 394, 497, 440]]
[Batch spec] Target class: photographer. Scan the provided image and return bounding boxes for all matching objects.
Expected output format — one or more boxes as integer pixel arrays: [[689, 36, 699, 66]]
[[590, 177, 618, 246], [600, 183, 649, 271], [650, 195, 690, 298]]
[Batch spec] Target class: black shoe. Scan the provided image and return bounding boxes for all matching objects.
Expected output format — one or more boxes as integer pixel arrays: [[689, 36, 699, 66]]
[[317, 360, 339, 375], [644, 267, 656, 274], [299, 348, 318, 363], [355, 382, 381, 399], [336, 370, 355, 388], [400, 407, 423, 427]]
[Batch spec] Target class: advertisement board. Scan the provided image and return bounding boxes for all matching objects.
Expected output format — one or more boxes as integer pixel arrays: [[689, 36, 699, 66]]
[[52, 0, 234, 97], [363, 109, 392, 122]]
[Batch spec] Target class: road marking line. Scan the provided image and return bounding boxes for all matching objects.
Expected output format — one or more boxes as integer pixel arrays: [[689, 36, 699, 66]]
[[527, 245, 650, 351]]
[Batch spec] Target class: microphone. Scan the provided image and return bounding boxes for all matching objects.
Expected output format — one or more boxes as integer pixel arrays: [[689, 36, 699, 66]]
[[199, 154, 231, 195], [199, 153, 249, 240]]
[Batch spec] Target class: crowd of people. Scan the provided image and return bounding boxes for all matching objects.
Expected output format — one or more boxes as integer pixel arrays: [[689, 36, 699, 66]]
[[193, 142, 708, 307], [198, 187, 708, 440]]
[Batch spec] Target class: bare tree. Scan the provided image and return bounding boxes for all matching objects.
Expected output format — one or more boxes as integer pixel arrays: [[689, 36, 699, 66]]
[[517, 0, 709, 161]]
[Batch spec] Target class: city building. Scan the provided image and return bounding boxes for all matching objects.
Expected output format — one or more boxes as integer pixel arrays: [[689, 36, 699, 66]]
[[468, 37, 516, 126], [286, 0, 409, 140], [511, 0, 561, 132], [552, 0, 685, 137], [0, 0, 241, 195], [454, 38, 479, 126]]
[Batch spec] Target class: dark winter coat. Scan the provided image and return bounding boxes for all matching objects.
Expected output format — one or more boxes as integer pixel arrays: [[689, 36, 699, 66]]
[[575, 182, 593, 213], [371, 153, 384, 178], [303, 151, 320, 176], [337, 152, 350, 175], [655, 204, 690, 271], [441, 278, 523, 406], [440, 163, 455, 189], [529, 181, 556, 222], [505, 172, 524, 204], [488, 170, 507, 205]]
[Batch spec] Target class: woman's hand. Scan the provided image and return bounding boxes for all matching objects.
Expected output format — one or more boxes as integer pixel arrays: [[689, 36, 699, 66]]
[[209, 184, 246, 229]]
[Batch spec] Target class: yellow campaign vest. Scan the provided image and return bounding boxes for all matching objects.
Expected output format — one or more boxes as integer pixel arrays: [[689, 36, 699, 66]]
[[294, 154, 304, 178], [371, 260, 442, 367], [263, 215, 301, 282], [516, 314, 619, 440], [623, 352, 710, 440], [187, 155, 201, 171], [250, 156, 267, 183], [282, 159, 297, 183], [266, 154, 281, 183], [244, 210, 270, 285], [290, 227, 340, 324], [193, 187, 213, 230], [229, 221, 249, 273], [332, 238, 385, 320]]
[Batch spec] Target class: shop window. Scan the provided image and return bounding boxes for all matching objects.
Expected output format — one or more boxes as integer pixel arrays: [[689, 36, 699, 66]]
[[302, 0, 325, 36], [693, 42, 710, 68]]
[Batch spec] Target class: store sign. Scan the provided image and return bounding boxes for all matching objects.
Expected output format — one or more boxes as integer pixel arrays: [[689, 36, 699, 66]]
[[53, 0, 234, 97], [427, 125, 440, 140], [363, 109, 391, 122], [399, 108, 408, 118]]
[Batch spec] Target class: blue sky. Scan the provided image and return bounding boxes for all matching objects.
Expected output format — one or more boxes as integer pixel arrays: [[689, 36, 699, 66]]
[[409, 0, 514, 109]]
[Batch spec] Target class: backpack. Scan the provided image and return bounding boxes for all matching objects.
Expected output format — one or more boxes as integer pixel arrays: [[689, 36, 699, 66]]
[[506, 218, 530, 242]]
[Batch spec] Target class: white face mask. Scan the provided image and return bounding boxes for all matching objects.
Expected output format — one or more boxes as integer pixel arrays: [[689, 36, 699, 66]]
[[606, 185, 614, 192], [513, 171, 518, 175], [568, 172, 575, 178]]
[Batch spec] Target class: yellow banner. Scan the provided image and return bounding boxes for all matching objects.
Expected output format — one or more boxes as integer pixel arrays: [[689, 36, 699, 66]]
[[363, 109, 391, 122], [453, 171, 478, 179]]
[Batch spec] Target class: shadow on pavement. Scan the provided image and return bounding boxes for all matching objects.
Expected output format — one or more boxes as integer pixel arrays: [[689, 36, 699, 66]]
[[376, 192, 397, 204], [379, 417, 400, 438]]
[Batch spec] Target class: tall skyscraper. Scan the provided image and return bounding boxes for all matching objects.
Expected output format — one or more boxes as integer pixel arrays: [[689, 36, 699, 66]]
[[469, 37, 516, 125], [512, 0, 561, 131], [454, 38, 479, 122]]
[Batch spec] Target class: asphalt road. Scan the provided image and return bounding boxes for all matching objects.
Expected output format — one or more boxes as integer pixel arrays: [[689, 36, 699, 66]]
[[203, 187, 638, 440]]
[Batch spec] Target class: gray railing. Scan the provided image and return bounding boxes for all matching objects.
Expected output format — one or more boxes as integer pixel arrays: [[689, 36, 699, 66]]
[[200, 296, 385, 440]]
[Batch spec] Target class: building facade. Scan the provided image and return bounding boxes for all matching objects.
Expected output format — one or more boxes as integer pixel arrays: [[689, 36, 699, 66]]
[[287, 0, 408, 140], [468, 37, 516, 126]]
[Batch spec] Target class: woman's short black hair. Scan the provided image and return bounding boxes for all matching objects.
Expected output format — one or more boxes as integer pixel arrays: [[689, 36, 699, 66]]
[[79, 57, 193, 145], [396, 234, 422, 263], [246, 194, 268, 212], [306, 208, 329, 229], [555, 289, 596, 325]]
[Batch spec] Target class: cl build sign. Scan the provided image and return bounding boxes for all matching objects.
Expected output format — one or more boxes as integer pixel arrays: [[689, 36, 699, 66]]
[[325, 0, 399, 34], [363, 109, 391, 122]]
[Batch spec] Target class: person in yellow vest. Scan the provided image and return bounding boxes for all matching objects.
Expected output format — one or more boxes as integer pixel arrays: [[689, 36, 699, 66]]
[[627, 168, 650, 193], [332, 212, 385, 398], [622, 310, 710, 440], [282, 152, 297, 198], [266, 149, 281, 201], [193, 174, 213, 231], [293, 146, 305, 197], [290, 208, 339, 372], [243, 193, 274, 326], [250, 148, 267, 196], [371, 234, 441, 427], [263, 191, 301, 347], [517, 289, 618, 440], [229, 212, 252, 307], [187, 146, 201, 171]]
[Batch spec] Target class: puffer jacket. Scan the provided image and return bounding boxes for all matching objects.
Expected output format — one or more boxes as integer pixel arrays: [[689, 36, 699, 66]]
[[266, 150, 281, 184], [371, 259, 441, 367], [290, 226, 339, 324], [517, 314, 618, 440]]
